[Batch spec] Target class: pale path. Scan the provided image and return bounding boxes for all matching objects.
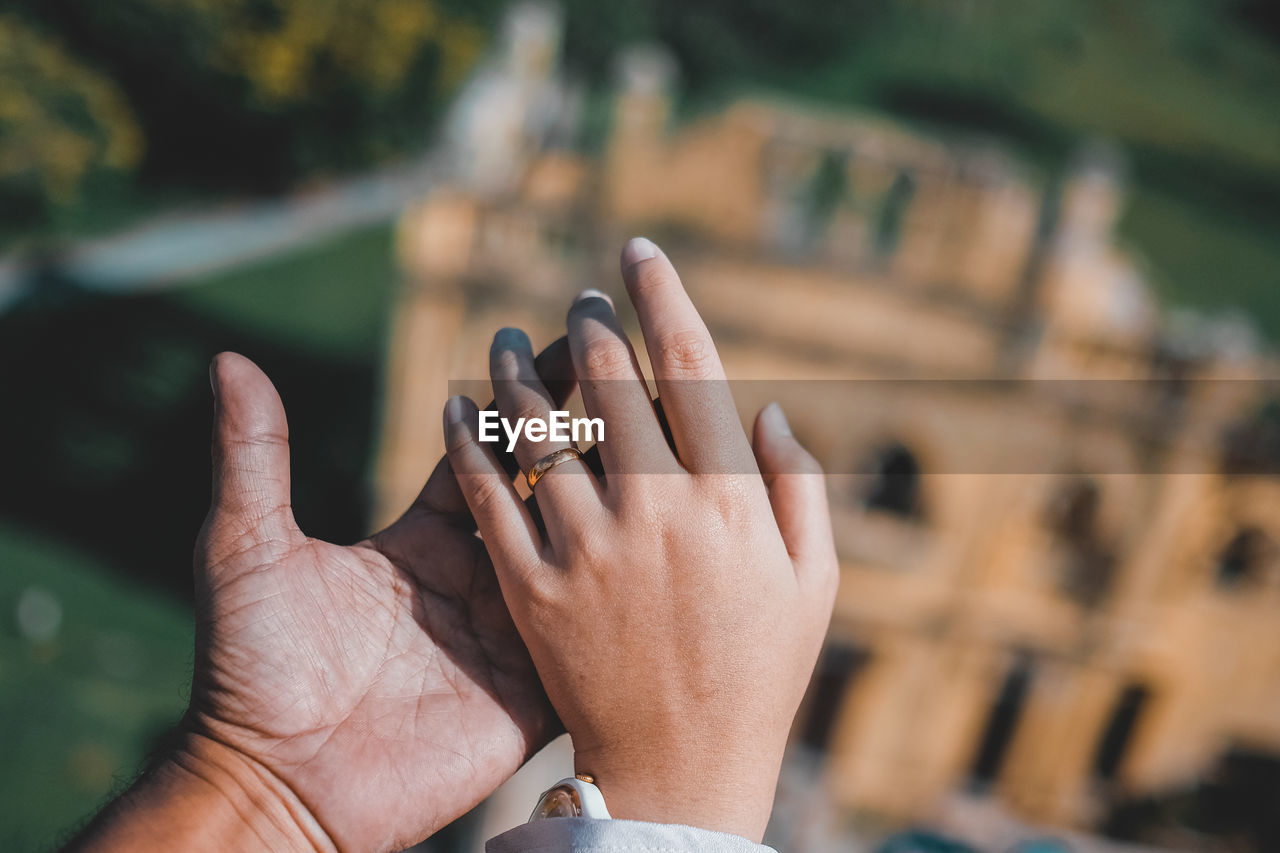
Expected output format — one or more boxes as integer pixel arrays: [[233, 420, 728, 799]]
[[0, 155, 439, 311]]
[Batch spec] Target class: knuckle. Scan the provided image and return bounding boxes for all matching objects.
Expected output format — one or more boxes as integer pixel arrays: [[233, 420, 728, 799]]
[[615, 481, 671, 525], [224, 432, 289, 453], [465, 474, 507, 517], [554, 522, 594, 563], [658, 328, 714, 375], [523, 575, 562, 616], [582, 335, 633, 377], [714, 488, 754, 528]]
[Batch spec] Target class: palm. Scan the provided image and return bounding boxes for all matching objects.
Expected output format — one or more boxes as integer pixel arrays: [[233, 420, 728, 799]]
[[192, 353, 561, 852]]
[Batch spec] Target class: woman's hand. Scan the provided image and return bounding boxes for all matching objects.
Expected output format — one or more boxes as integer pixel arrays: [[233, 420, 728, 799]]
[[444, 238, 839, 842], [72, 344, 574, 853]]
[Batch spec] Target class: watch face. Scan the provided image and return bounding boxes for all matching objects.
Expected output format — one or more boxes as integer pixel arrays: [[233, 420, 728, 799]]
[[530, 785, 582, 820]]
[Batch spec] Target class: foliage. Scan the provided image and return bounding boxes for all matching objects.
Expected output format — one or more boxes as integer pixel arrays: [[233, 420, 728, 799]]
[[0, 16, 141, 225], [556, 0, 876, 92], [15, 0, 489, 193]]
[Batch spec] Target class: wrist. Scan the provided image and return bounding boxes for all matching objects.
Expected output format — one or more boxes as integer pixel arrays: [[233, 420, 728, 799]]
[[68, 731, 335, 853], [573, 742, 783, 842]]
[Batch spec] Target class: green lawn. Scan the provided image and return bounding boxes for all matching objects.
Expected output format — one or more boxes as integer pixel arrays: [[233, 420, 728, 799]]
[[171, 224, 398, 360], [1121, 184, 1280, 340], [0, 523, 192, 851]]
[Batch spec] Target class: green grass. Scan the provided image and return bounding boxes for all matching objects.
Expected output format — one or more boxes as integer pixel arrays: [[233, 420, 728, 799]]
[[1121, 184, 1280, 340], [0, 523, 192, 851], [171, 223, 398, 360]]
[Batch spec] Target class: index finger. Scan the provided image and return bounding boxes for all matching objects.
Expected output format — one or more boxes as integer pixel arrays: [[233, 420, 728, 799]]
[[619, 237, 756, 475]]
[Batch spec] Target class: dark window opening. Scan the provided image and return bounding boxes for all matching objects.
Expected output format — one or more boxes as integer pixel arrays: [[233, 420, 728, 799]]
[[1046, 478, 1100, 540], [1222, 398, 1280, 476], [969, 655, 1034, 790], [1093, 684, 1151, 782], [873, 170, 916, 258], [802, 148, 850, 248], [1104, 747, 1280, 851], [1216, 527, 1270, 588], [1045, 478, 1114, 607], [800, 644, 869, 753], [863, 443, 923, 520]]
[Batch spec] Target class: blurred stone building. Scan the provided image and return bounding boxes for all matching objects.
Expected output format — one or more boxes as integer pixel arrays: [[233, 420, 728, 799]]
[[376, 5, 1280, 849]]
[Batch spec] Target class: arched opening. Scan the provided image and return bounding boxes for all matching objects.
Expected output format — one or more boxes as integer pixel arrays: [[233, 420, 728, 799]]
[[969, 654, 1035, 790], [1046, 477, 1100, 540], [1216, 527, 1271, 589], [1044, 478, 1114, 606], [1093, 683, 1151, 782], [862, 443, 924, 520], [873, 170, 916, 259], [801, 148, 850, 248], [799, 643, 870, 754], [1222, 397, 1280, 475]]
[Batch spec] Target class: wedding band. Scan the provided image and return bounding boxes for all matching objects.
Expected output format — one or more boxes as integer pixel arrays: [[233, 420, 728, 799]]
[[527, 447, 583, 489]]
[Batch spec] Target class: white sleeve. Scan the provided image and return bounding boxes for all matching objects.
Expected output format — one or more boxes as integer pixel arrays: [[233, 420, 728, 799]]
[[485, 818, 778, 853]]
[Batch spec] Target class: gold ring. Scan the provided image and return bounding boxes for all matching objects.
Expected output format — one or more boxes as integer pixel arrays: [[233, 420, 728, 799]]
[[527, 447, 583, 489]]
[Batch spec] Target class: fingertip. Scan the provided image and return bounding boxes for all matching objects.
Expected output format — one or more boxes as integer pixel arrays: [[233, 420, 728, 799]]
[[209, 351, 246, 400], [209, 351, 261, 389], [752, 403, 790, 458], [492, 326, 532, 354], [754, 404, 822, 478], [443, 395, 479, 447], [203, 353, 296, 551], [209, 352, 288, 438], [208, 357, 220, 399], [566, 289, 618, 330], [620, 236, 660, 270], [620, 238, 673, 298], [491, 329, 538, 388], [758, 402, 792, 440], [574, 288, 614, 309]]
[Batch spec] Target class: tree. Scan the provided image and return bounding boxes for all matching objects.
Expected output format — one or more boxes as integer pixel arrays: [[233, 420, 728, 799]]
[[0, 15, 141, 223]]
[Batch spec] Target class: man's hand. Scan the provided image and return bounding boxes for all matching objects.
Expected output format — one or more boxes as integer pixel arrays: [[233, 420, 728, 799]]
[[72, 347, 572, 853]]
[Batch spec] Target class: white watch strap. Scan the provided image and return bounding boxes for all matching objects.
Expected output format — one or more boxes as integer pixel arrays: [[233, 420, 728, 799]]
[[529, 776, 612, 821]]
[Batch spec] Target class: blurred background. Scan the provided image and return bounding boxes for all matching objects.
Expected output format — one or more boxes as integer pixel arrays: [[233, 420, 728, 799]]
[[2, 1, 1279, 851]]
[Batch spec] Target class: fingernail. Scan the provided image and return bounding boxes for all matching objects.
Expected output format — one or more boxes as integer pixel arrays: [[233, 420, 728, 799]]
[[573, 288, 614, 308], [762, 402, 791, 437], [208, 357, 219, 399], [445, 391, 476, 438], [448, 397, 473, 427], [621, 236, 659, 268], [493, 326, 530, 350]]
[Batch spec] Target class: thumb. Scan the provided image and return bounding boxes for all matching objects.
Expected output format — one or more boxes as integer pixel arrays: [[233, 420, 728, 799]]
[[752, 402, 838, 598], [201, 352, 300, 565]]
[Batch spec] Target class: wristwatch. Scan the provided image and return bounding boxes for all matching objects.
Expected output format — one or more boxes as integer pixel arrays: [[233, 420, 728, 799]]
[[529, 774, 612, 820]]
